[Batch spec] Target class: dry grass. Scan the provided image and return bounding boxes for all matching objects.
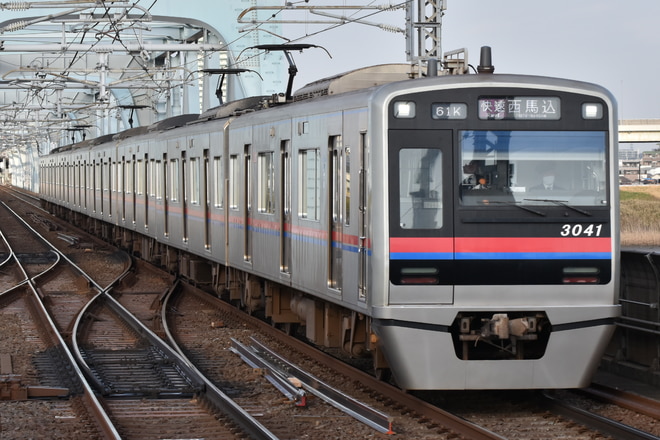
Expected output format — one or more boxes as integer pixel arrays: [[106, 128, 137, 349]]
[[619, 185, 660, 247]]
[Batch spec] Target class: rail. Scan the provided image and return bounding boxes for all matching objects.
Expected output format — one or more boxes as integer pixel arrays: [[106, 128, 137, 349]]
[[583, 383, 660, 420], [159, 280, 281, 440], [170, 284, 506, 440], [541, 392, 659, 440], [0, 201, 121, 439]]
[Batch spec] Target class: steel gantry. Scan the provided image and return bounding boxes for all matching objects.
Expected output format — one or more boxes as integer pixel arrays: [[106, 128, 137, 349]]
[[0, 0, 460, 191]]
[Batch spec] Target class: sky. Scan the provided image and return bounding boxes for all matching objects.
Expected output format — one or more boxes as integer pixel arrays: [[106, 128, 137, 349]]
[[279, 0, 660, 123]]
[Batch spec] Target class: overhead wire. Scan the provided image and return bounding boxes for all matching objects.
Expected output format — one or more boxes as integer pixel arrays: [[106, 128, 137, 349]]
[[3, 0, 411, 139], [232, 0, 409, 67]]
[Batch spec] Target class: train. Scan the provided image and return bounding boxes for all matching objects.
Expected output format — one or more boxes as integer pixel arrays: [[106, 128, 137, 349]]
[[39, 48, 621, 390]]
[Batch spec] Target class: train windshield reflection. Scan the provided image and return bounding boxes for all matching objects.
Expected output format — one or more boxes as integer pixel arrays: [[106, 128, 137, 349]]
[[460, 130, 607, 207]]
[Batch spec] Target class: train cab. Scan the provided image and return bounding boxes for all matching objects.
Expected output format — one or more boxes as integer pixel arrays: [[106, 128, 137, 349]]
[[369, 73, 620, 389]]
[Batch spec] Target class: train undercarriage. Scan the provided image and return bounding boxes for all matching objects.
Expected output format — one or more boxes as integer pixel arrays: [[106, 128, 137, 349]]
[[55, 206, 390, 376]]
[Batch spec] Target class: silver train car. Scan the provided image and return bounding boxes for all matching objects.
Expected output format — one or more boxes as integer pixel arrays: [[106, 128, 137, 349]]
[[40, 59, 620, 390]]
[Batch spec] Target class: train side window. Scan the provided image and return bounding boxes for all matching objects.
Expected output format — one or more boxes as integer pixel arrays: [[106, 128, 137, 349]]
[[117, 160, 123, 193], [213, 156, 223, 208], [111, 162, 116, 197], [398, 148, 443, 229], [258, 152, 275, 214], [298, 149, 320, 220], [229, 155, 239, 210], [83, 161, 88, 208], [190, 157, 200, 205], [155, 160, 162, 199], [169, 159, 178, 202], [136, 159, 144, 195], [95, 162, 101, 193], [149, 160, 156, 197], [125, 161, 132, 195]]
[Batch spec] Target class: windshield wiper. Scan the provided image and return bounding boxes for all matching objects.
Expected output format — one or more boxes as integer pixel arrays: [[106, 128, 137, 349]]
[[524, 199, 592, 217], [486, 200, 546, 216]]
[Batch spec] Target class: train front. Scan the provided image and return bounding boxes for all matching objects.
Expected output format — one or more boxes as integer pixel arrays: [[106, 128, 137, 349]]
[[369, 74, 620, 390]]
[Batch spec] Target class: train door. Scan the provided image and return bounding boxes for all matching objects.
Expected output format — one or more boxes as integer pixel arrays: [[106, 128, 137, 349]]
[[329, 136, 343, 291], [387, 129, 454, 304], [101, 159, 112, 218], [144, 155, 149, 230], [181, 150, 188, 242], [96, 159, 102, 214], [162, 153, 168, 237], [66, 162, 71, 206], [106, 159, 112, 219], [280, 140, 291, 274], [74, 162, 77, 205], [83, 161, 88, 211], [244, 144, 252, 262], [121, 157, 127, 221], [130, 155, 136, 224], [203, 149, 210, 250], [358, 132, 367, 301]]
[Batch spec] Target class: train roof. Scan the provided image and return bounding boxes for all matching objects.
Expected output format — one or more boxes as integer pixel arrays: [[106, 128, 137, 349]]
[[198, 95, 270, 121], [293, 64, 419, 102], [45, 64, 615, 156], [148, 113, 199, 132], [113, 126, 149, 140]]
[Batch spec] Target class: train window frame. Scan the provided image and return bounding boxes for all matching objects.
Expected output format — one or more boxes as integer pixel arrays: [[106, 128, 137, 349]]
[[124, 161, 132, 195], [169, 159, 178, 202], [136, 159, 144, 196], [257, 151, 275, 214], [213, 156, 223, 208], [110, 162, 116, 199], [190, 157, 200, 205], [94, 162, 101, 194], [148, 159, 156, 198], [155, 160, 162, 200], [398, 147, 444, 230], [229, 155, 240, 210], [298, 148, 320, 221], [459, 130, 609, 207]]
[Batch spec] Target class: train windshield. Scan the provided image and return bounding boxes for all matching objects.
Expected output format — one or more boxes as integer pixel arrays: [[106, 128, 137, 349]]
[[398, 148, 443, 229], [460, 130, 607, 207]]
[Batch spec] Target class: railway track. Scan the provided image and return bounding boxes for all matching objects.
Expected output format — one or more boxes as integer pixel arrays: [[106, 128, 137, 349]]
[[0, 200, 118, 439], [74, 292, 263, 439], [160, 265, 660, 440], [541, 384, 660, 439], [2, 186, 660, 439], [0, 189, 279, 439], [163, 282, 506, 439]]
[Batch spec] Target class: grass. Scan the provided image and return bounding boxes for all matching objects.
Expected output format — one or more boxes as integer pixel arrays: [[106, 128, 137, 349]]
[[619, 185, 660, 247]]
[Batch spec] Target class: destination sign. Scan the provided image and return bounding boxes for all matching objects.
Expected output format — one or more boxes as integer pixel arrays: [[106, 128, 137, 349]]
[[432, 103, 467, 120], [478, 97, 560, 120]]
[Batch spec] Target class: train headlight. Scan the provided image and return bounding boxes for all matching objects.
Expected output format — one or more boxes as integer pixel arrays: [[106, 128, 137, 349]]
[[393, 101, 416, 119], [582, 103, 603, 119]]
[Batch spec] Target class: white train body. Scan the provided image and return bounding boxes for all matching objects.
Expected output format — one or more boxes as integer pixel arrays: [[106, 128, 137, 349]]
[[41, 66, 620, 389]]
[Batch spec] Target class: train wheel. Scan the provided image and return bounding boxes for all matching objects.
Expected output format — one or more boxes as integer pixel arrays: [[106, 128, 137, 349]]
[[374, 367, 391, 382], [273, 322, 296, 336]]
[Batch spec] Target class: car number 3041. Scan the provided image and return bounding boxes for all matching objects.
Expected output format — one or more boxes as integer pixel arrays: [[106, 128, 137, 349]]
[[560, 224, 603, 237]]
